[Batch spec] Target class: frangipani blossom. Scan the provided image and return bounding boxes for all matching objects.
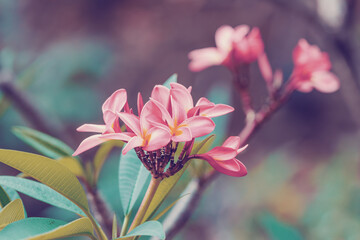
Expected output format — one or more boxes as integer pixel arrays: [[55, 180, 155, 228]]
[[291, 39, 340, 93], [73, 89, 128, 156], [197, 136, 247, 177], [150, 82, 234, 142], [188, 25, 264, 72], [115, 101, 172, 154]]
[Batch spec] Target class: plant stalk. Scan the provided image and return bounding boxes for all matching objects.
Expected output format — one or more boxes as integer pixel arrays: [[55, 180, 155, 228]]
[[127, 177, 162, 233]]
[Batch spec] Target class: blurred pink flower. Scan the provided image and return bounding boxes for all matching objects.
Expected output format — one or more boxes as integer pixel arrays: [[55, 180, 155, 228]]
[[188, 25, 264, 72], [291, 39, 340, 93], [197, 136, 247, 177], [73, 89, 129, 156]]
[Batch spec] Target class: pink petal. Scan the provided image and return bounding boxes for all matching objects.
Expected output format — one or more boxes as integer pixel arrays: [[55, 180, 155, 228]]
[[150, 98, 173, 125], [200, 104, 234, 118], [140, 101, 164, 131], [222, 136, 241, 149], [118, 112, 141, 136], [258, 53, 273, 83], [99, 132, 134, 142], [122, 136, 143, 155], [295, 80, 314, 93], [170, 96, 187, 124], [205, 146, 237, 161], [103, 110, 117, 126], [102, 89, 127, 113], [195, 97, 213, 107], [215, 25, 235, 52], [172, 126, 192, 142], [208, 158, 247, 177], [73, 134, 108, 156], [188, 48, 225, 72], [311, 71, 340, 93], [170, 84, 194, 112], [151, 85, 171, 111], [143, 127, 171, 151], [237, 144, 248, 154], [233, 25, 250, 42], [77, 124, 106, 133], [181, 116, 215, 138], [137, 92, 144, 115]]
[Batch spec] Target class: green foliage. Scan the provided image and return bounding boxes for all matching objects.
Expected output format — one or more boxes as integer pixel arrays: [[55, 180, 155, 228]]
[[27, 217, 96, 240], [152, 194, 189, 221], [98, 152, 124, 220], [0, 149, 89, 212], [0, 218, 67, 240], [119, 149, 151, 216], [116, 221, 165, 240], [142, 163, 190, 222], [12, 126, 74, 159], [0, 185, 11, 208], [0, 199, 25, 230], [94, 140, 124, 183], [162, 73, 177, 88], [259, 212, 303, 240], [0, 176, 84, 216]]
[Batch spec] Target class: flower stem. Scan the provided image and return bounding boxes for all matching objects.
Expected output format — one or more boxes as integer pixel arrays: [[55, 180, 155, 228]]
[[120, 214, 130, 237], [127, 177, 162, 233]]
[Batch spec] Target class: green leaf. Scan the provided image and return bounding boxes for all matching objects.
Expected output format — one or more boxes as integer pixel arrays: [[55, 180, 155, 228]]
[[0, 185, 11, 208], [0, 176, 84, 216], [191, 134, 215, 155], [152, 194, 189, 221], [206, 84, 232, 146], [162, 74, 177, 88], [58, 157, 85, 178], [0, 199, 25, 230], [28, 217, 96, 240], [142, 161, 191, 222], [119, 150, 151, 215], [0, 217, 66, 240], [94, 140, 124, 183], [0, 149, 89, 212], [117, 221, 165, 239], [259, 212, 303, 240], [12, 126, 74, 159]]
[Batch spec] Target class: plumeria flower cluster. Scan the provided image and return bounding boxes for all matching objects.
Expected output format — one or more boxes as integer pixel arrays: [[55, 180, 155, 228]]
[[189, 25, 340, 94], [73, 78, 248, 178]]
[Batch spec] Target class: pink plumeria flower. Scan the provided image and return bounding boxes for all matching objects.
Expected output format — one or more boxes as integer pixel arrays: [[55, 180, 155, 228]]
[[114, 101, 172, 154], [197, 136, 247, 177], [73, 89, 128, 156], [150, 83, 216, 142], [291, 39, 340, 93], [188, 25, 264, 72], [187, 97, 234, 118]]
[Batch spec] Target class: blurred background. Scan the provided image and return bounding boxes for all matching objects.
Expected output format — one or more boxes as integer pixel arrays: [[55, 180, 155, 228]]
[[0, 0, 360, 239]]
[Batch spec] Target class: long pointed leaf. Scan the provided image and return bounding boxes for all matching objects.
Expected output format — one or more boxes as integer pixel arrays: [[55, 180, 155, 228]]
[[142, 161, 190, 222], [12, 126, 74, 159], [0, 185, 11, 208], [162, 74, 177, 88], [94, 140, 124, 183], [117, 221, 165, 240], [152, 194, 189, 221], [0, 149, 89, 212], [28, 217, 96, 240], [119, 150, 151, 215], [0, 199, 25, 230], [0, 218, 66, 240], [0, 176, 84, 216]]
